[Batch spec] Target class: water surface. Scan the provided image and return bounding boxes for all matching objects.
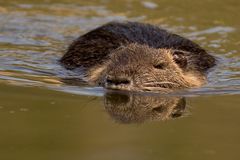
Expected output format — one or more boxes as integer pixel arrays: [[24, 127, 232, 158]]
[[0, 0, 240, 160]]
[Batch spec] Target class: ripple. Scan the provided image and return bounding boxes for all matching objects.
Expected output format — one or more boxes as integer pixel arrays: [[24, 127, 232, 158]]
[[186, 26, 235, 37], [0, 2, 239, 97]]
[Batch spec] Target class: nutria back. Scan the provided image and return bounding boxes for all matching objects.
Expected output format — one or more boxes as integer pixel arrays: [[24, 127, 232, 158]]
[[60, 21, 215, 71]]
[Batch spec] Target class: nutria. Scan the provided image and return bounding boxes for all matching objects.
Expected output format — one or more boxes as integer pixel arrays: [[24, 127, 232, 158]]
[[104, 92, 186, 123], [60, 21, 216, 91]]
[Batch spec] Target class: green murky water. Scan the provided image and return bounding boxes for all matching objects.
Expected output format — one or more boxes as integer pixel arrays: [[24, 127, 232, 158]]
[[0, 0, 240, 160]]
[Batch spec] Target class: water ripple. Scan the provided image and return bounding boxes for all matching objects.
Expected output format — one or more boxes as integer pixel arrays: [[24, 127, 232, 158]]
[[0, 2, 239, 96]]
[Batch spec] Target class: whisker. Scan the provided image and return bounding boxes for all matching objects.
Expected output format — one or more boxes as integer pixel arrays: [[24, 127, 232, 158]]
[[144, 81, 178, 86], [140, 86, 171, 92]]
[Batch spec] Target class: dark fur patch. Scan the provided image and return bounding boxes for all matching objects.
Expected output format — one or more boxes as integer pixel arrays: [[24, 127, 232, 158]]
[[60, 21, 216, 72]]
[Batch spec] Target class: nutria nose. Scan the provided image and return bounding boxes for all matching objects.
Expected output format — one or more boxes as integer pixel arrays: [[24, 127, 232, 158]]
[[106, 76, 131, 86]]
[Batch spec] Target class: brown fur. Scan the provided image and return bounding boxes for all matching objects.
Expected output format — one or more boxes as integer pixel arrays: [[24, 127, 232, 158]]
[[88, 43, 205, 91], [60, 21, 215, 91]]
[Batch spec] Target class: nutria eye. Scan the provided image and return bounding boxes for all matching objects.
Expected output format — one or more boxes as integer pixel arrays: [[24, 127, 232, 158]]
[[154, 63, 165, 69], [173, 51, 188, 68]]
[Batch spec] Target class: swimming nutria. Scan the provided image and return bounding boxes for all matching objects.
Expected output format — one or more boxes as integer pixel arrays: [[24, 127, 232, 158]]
[[60, 21, 216, 91]]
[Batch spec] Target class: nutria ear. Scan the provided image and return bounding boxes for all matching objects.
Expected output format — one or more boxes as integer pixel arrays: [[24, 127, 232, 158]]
[[172, 50, 188, 69]]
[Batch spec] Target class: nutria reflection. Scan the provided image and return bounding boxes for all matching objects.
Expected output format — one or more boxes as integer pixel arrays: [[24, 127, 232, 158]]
[[104, 92, 186, 124]]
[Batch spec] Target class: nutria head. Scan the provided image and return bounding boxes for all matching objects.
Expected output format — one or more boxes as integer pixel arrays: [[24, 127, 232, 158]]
[[87, 43, 206, 92]]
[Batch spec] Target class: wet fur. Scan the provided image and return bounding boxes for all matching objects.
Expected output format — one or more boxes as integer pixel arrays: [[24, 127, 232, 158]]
[[91, 44, 205, 91], [60, 21, 215, 91]]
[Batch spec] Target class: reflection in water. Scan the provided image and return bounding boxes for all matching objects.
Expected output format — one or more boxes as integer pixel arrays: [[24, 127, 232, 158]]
[[104, 92, 186, 124]]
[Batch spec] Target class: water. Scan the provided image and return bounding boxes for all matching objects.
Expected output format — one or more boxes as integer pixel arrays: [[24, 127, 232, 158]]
[[0, 0, 240, 160]]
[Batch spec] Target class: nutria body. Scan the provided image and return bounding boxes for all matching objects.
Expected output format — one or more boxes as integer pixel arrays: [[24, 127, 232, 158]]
[[60, 21, 215, 91]]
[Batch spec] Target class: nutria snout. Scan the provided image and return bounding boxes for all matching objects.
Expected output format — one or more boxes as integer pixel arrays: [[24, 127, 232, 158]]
[[60, 21, 216, 91]]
